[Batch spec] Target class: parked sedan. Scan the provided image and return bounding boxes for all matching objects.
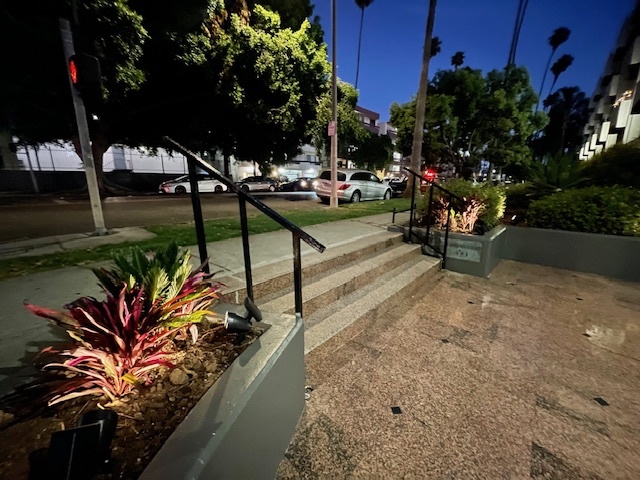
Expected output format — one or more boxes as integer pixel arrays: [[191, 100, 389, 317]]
[[279, 177, 317, 192], [314, 169, 392, 204], [159, 175, 228, 194], [236, 176, 278, 192]]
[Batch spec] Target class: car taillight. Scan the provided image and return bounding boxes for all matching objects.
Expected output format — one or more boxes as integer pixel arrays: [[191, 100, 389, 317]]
[[338, 183, 350, 190]]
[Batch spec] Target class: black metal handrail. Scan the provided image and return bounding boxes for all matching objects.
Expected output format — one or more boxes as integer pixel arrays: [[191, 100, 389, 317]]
[[403, 167, 462, 269], [164, 137, 326, 318]]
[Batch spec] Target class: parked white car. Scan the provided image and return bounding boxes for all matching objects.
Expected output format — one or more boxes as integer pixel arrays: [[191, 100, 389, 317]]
[[315, 169, 392, 204], [159, 175, 228, 194]]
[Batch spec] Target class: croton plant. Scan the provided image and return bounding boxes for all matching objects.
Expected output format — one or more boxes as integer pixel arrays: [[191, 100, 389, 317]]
[[25, 243, 221, 406]]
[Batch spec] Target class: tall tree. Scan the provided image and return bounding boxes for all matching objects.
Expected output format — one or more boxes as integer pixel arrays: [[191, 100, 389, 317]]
[[354, 0, 374, 89], [0, 0, 328, 192], [531, 86, 589, 156], [451, 51, 465, 69], [481, 64, 547, 178], [548, 54, 574, 96], [310, 81, 367, 162], [537, 27, 570, 110], [392, 65, 547, 180], [351, 131, 393, 171], [407, 0, 438, 197]]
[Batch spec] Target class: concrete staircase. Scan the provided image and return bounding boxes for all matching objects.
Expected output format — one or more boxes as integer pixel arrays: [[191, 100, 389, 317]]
[[217, 231, 441, 354]]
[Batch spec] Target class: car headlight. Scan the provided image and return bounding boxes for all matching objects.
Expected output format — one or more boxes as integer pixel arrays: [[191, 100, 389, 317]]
[[300, 180, 307, 187]]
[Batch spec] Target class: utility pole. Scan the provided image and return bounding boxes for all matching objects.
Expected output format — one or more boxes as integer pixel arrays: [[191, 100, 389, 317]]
[[408, 0, 437, 196], [330, 0, 339, 208], [59, 18, 107, 235]]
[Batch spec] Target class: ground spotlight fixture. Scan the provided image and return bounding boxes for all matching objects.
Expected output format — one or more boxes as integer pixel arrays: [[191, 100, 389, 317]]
[[224, 297, 263, 333]]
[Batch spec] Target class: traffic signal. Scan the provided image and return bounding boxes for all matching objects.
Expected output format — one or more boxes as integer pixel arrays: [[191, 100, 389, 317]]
[[68, 53, 102, 104]]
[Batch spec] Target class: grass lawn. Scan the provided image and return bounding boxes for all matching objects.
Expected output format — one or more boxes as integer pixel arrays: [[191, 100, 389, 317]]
[[0, 198, 411, 280]]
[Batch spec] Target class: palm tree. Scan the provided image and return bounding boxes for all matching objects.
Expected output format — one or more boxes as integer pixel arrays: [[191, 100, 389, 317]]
[[354, 0, 374, 89], [532, 86, 589, 157], [407, 0, 438, 198], [451, 51, 465, 69], [548, 86, 589, 153], [548, 54, 574, 97], [537, 27, 570, 110], [430, 36, 442, 57]]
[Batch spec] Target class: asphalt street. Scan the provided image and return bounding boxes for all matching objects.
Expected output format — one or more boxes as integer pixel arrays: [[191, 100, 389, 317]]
[[0, 192, 320, 242]]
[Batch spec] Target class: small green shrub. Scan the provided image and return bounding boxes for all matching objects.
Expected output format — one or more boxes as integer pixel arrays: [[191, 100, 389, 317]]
[[581, 140, 640, 188], [505, 182, 533, 209], [527, 186, 640, 236], [418, 179, 506, 233], [25, 243, 221, 406], [529, 153, 589, 194]]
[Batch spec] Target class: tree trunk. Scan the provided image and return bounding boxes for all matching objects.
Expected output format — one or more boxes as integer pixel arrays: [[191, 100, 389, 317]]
[[559, 115, 568, 155], [406, 0, 438, 198], [537, 49, 555, 111], [71, 129, 111, 195], [91, 133, 110, 193], [507, 0, 529, 65], [223, 148, 231, 179], [548, 77, 559, 100]]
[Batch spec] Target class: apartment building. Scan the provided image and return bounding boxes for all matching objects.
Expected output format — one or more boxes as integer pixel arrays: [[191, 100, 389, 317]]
[[581, 1, 640, 159]]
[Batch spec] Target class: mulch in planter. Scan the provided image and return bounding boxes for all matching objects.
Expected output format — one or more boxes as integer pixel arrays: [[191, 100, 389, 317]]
[[0, 323, 261, 479]]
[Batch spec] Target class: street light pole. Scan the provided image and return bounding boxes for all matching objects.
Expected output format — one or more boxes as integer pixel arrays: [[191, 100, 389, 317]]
[[330, 0, 339, 208]]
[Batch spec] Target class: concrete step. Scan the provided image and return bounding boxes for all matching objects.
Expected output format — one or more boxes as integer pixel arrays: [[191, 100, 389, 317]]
[[304, 256, 441, 354], [217, 231, 404, 304], [259, 242, 423, 317]]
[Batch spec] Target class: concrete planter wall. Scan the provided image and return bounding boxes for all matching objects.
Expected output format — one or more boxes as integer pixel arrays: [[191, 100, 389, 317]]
[[140, 310, 304, 480], [428, 225, 507, 278], [503, 226, 640, 283], [394, 220, 640, 282]]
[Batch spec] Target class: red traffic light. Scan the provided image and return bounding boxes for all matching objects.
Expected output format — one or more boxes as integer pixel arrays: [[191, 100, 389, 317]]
[[68, 54, 102, 91]]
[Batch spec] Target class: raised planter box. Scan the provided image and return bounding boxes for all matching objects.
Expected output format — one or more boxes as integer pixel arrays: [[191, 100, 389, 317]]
[[140, 309, 304, 480], [503, 226, 640, 283], [427, 225, 507, 278]]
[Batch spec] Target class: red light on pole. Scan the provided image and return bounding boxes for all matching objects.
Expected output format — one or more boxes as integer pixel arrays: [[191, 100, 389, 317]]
[[69, 58, 78, 85]]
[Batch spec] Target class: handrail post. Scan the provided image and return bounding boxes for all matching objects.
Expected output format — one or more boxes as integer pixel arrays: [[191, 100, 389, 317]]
[[408, 174, 417, 243], [187, 157, 209, 273], [392, 207, 396, 224], [425, 182, 434, 244], [238, 195, 254, 301], [293, 234, 303, 318], [443, 193, 452, 269]]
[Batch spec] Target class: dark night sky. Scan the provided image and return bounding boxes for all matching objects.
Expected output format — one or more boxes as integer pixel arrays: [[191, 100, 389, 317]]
[[313, 0, 637, 121]]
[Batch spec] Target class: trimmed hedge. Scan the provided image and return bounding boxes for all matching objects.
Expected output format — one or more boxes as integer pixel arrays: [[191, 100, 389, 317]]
[[505, 182, 533, 209], [527, 186, 640, 236], [581, 140, 640, 189]]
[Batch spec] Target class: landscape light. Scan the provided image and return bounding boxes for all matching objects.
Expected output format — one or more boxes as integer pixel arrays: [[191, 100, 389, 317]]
[[224, 297, 263, 333]]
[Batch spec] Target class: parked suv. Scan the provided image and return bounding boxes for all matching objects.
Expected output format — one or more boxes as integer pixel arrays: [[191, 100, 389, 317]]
[[315, 169, 392, 204], [236, 176, 278, 192]]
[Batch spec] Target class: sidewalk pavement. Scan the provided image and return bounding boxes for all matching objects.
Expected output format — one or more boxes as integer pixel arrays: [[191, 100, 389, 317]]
[[0, 212, 408, 396], [278, 261, 640, 478]]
